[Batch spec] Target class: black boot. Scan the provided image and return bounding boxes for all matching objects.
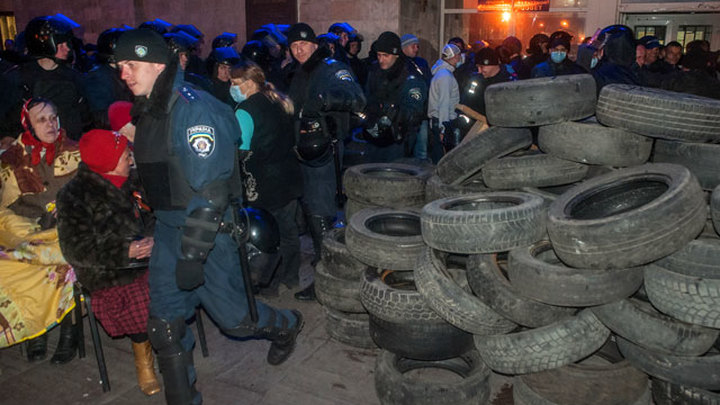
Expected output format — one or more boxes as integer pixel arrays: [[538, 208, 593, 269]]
[[26, 334, 48, 362], [308, 215, 334, 266], [266, 310, 304, 366], [293, 283, 316, 301], [50, 316, 79, 364]]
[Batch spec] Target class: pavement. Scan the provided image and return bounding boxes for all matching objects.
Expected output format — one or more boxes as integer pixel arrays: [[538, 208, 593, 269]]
[[0, 235, 513, 405]]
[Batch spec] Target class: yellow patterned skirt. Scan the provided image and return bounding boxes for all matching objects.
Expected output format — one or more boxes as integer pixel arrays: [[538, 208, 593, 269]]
[[0, 209, 75, 348]]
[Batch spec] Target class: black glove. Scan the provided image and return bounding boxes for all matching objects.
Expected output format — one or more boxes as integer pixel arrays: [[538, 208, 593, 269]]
[[39, 211, 57, 230], [176, 259, 205, 290]]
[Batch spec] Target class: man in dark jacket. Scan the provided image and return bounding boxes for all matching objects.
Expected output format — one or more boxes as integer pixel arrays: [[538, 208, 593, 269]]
[[115, 29, 302, 405], [662, 50, 720, 99], [591, 25, 641, 92], [531, 35, 584, 78], [286, 23, 365, 300]]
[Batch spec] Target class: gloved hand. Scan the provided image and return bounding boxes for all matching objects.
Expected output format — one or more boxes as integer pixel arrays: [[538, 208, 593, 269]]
[[176, 259, 205, 290]]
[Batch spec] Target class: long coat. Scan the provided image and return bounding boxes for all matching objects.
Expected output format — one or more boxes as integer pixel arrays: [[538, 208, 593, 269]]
[[56, 163, 154, 292]]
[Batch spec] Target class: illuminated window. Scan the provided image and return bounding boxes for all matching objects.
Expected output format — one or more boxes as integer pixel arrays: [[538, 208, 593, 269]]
[[677, 25, 712, 48], [634, 25, 666, 44], [0, 12, 16, 50]]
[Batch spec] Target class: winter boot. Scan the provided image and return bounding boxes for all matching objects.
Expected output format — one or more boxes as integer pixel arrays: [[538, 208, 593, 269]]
[[50, 316, 79, 364], [266, 310, 304, 366], [132, 341, 161, 396]]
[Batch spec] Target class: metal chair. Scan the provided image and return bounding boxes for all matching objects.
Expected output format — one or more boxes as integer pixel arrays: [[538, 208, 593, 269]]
[[74, 286, 209, 393]]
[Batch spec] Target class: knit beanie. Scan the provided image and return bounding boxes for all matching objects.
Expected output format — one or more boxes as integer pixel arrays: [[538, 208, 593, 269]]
[[115, 28, 171, 64], [375, 32, 402, 55], [287, 23, 317, 45], [108, 101, 133, 132], [79, 129, 129, 174], [401, 34, 419, 48]]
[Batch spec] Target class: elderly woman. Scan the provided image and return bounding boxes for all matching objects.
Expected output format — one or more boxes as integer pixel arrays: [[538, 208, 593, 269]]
[[56, 129, 160, 396], [230, 60, 303, 296], [0, 98, 79, 363]]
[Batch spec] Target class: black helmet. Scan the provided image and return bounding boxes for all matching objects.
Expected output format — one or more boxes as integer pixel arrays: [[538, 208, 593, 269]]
[[241, 40, 271, 71], [25, 16, 74, 58], [597, 25, 636, 67], [212, 34, 236, 49], [171, 24, 203, 39], [211, 46, 241, 65], [295, 117, 333, 166], [243, 207, 280, 254], [138, 19, 171, 35], [164, 31, 197, 55], [96, 28, 125, 64]]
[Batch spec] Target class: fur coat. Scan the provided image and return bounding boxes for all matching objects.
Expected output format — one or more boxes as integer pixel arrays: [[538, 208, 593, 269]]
[[56, 163, 154, 292]]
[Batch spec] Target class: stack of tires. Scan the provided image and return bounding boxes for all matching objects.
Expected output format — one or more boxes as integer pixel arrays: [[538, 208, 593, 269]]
[[418, 77, 720, 404], [343, 163, 432, 221], [340, 206, 491, 404], [315, 226, 377, 349]]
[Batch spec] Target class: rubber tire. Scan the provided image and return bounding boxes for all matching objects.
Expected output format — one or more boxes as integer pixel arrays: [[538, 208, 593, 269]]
[[421, 192, 547, 254], [424, 173, 489, 203], [473, 309, 610, 374], [346, 208, 425, 271], [652, 378, 720, 405], [617, 337, 720, 390], [321, 228, 368, 280], [436, 126, 532, 185], [507, 240, 644, 307], [466, 253, 576, 328], [655, 236, 720, 278], [596, 84, 720, 143], [538, 120, 653, 167], [482, 152, 589, 190], [315, 261, 365, 313], [592, 298, 719, 356], [644, 263, 720, 329], [369, 314, 474, 361], [324, 308, 377, 349], [513, 356, 651, 405], [343, 163, 432, 207], [374, 350, 490, 405], [360, 267, 442, 323], [414, 247, 517, 335], [547, 163, 707, 269], [345, 197, 378, 222], [652, 139, 720, 191], [485, 74, 597, 127], [713, 185, 720, 235]]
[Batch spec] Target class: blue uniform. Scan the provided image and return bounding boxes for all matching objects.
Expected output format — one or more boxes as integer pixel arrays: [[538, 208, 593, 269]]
[[134, 67, 295, 404]]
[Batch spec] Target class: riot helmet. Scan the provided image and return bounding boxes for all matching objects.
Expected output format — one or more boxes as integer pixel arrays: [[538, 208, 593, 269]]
[[596, 25, 636, 67], [96, 28, 125, 64], [241, 40, 272, 71], [25, 16, 75, 58], [139, 19, 172, 35], [212, 33, 236, 49], [295, 117, 333, 166]]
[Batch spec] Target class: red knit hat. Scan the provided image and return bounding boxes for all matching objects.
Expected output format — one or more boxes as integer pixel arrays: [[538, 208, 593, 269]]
[[108, 101, 133, 132], [79, 129, 129, 174]]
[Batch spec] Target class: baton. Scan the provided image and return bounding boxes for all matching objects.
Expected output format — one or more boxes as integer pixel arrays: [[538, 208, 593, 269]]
[[231, 203, 259, 323]]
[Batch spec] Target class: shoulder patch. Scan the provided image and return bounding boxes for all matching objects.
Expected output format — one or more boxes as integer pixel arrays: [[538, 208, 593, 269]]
[[408, 87, 423, 101], [324, 58, 338, 65], [178, 86, 199, 102], [335, 69, 354, 82], [187, 125, 215, 158]]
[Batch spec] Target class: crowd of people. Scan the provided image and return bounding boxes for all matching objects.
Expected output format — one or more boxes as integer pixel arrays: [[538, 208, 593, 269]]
[[0, 13, 719, 405]]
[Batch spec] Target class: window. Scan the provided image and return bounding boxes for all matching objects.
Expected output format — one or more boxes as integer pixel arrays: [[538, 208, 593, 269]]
[[0, 13, 17, 50], [634, 25, 666, 43], [677, 25, 712, 48]]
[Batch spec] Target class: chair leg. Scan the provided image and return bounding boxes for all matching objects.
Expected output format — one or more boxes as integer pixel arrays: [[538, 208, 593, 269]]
[[195, 308, 209, 358], [74, 290, 85, 359], [84, 294, 111, 392]]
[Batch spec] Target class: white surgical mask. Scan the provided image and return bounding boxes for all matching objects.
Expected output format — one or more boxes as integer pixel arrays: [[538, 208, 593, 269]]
[[550, 51, 567, 64], [590, 57, 598, 69], [230, 85, 247, 103]]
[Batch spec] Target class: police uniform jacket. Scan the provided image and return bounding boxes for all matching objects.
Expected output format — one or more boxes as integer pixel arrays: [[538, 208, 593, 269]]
[[132, 65, 241, 218]]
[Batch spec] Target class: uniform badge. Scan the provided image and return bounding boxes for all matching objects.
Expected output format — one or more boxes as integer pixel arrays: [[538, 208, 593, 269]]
[[409, 87, 422, 101], [135, 45, 148, 58], [335, 69, 353, 82], [187, 125, 216, 158]]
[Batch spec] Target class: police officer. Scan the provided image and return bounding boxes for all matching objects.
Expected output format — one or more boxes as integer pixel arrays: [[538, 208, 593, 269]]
[[1, 16, 89, 140], [206, 46, 241, 106], [84, 28, 133, 129], [286, 23, 365, 300], [364, 31, 427, 163], [114, 29, 302, 405]]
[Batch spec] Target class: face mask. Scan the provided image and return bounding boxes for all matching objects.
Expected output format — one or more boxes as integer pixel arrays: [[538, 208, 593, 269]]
[[230, 85, 246, 103], [550, 51, 567, 64], [456, 53, 466, 67], [590, 57, 598, 69]]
